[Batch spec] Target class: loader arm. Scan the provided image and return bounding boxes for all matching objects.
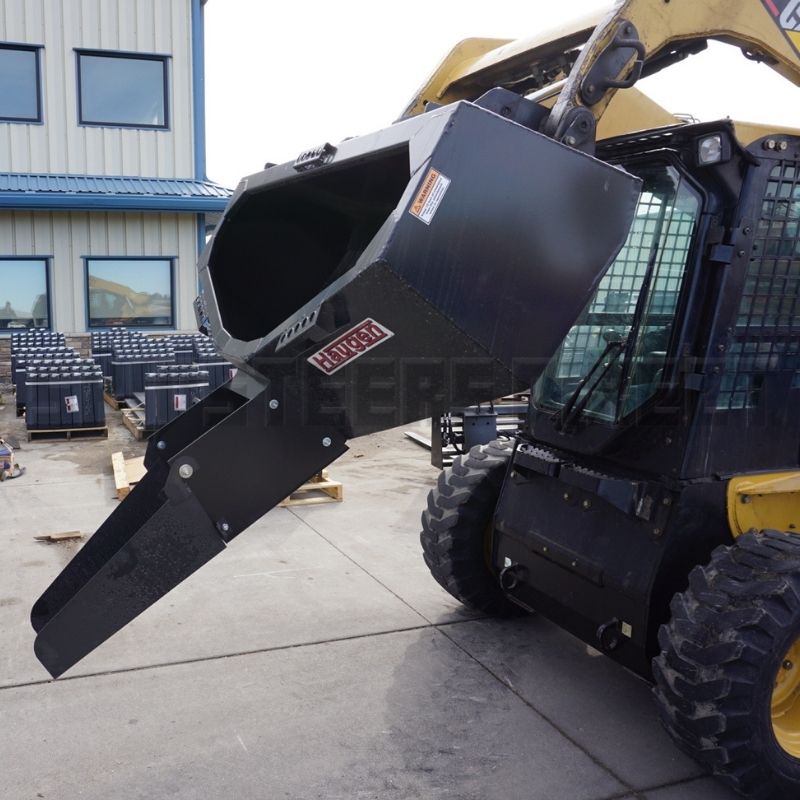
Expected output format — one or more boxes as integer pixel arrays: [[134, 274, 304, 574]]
[[402, 0, 800, 148]]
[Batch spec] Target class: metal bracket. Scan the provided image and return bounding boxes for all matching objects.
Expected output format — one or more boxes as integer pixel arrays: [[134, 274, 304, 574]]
[[293, 142, 337, 172], [580, 21, 645, 107], [553, 106, 597, 154]]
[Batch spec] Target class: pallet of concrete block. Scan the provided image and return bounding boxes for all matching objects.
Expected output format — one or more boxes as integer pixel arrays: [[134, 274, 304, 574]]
[[163, 333, 207, 365], [9, 330, 65, 351], [90, 329, 145, 385], [25, 361, 107, 441], [144, 366, 210, 429], [11, 346, 79, 416], [110, 343, 175, 400], [192, 339, 236, 390]]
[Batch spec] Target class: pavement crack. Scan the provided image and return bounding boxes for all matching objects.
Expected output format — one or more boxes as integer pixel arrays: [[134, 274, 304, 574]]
[[433, 623, 639, 797], [1, 621, 474, 692], [287, 506, 438, 625]]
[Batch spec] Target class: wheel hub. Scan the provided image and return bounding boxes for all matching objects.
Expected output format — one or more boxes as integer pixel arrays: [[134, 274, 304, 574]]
[[772, 639, 800, 757]]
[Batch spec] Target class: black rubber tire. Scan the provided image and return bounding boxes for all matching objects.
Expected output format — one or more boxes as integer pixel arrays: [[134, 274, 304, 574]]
[[653, 530, 800, 800], [420, 438, 524, 617]]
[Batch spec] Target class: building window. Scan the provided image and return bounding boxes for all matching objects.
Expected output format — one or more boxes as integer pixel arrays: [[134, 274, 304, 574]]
[[77, 50, 169, 129], [86, 258, 174, 328], [0, 45, 42, 123], [0, 259, 50, 330]]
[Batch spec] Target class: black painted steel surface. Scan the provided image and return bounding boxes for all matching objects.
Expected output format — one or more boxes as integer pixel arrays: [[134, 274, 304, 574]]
[[31, 99, 640, 678]]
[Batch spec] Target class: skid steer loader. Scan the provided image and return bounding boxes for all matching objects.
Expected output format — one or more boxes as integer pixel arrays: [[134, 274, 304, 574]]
[[30, 0, 800, 796]]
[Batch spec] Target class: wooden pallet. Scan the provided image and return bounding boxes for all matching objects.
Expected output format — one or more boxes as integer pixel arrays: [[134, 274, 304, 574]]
[[103, 390, 121, 411], [27, 425, 108, 442], [280, 470, 344, 507], [120, 408, 155, 441], [112, 452, 146, 499]]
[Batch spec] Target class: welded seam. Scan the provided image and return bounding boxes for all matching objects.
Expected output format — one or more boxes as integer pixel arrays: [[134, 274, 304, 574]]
[[1, 620, 471, 692]]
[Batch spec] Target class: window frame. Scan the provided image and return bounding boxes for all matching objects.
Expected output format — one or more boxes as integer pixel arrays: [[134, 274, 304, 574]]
[[84, 256, 176, 330], [532, 155, 706, 427], [75, 48, 170, 130], [0, 42, 43, 124], [0, 256, 52, 333]]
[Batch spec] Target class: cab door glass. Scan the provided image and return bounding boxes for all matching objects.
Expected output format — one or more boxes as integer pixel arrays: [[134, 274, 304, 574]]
[[534, 164, 700, 422]]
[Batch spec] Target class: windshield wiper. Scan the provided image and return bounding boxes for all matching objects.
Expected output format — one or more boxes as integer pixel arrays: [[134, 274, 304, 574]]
[[552, 337, 627, 433]]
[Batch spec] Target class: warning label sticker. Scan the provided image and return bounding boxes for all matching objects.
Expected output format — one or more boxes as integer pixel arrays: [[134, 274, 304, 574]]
[[174, 394, 187, 412], [409, 168, 451, 225], [65, 395, 79, 413]]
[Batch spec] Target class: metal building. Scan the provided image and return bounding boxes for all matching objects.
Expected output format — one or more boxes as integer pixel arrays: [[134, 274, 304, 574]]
[[0, 0, 231, 333]]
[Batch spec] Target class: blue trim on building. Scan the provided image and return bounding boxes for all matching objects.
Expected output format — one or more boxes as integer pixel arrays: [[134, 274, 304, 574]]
[[191, 0, 207, 180], [0, 172, 231, 212]]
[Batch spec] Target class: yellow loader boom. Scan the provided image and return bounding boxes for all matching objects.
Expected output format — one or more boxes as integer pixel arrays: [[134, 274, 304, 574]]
[[403, 0, 800, 148]]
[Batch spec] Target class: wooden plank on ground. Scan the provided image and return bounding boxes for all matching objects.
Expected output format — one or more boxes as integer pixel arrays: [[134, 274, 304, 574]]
[[112, 452, 146, 499], [126, 456, 146, 484], [34, 531, 84, 542], [112, 451, 129, 499]]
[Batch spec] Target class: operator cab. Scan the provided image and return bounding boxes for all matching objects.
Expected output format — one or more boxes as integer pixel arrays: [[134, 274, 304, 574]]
[[525, 121, 758, 478]]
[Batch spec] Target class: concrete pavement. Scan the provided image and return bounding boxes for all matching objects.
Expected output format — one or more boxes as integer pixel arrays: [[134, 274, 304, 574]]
[[0, 399, 737, 799]]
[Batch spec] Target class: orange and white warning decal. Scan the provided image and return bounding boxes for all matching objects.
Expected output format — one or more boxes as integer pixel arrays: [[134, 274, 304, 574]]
[[409, 168, 451, 225]]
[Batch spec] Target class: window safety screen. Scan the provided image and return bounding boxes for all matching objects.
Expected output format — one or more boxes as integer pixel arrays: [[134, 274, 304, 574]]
[[534, 163, 700, 423], [717, 161, 800, 410]]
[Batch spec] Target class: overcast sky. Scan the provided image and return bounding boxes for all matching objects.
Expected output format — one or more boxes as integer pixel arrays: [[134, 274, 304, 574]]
[[204, 0, 800, 187]]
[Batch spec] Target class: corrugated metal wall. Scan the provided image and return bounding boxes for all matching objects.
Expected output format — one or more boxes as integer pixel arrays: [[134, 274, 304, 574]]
[[0, 210, 198, 331], [0, 0, 194, 178]]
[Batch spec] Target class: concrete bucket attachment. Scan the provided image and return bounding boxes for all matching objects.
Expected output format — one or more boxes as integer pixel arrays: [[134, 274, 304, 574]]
[[32, 99, 641, 677]]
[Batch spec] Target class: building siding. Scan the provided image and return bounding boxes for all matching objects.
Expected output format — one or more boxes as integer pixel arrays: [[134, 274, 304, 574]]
[[0, 209, 198, 331], [0, 0, 194, 178]]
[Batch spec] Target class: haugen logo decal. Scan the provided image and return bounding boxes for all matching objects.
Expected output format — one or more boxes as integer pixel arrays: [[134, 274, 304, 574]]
[[307, 319, 394, 375]]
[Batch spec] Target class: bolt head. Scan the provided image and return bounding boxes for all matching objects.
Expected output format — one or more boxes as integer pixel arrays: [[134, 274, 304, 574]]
[[220, 522, 230, 533], [269, 399, 279, 410], [178, 463, 194, 480], [156, 440, 166, 450], [322, 437, 332, 447]]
